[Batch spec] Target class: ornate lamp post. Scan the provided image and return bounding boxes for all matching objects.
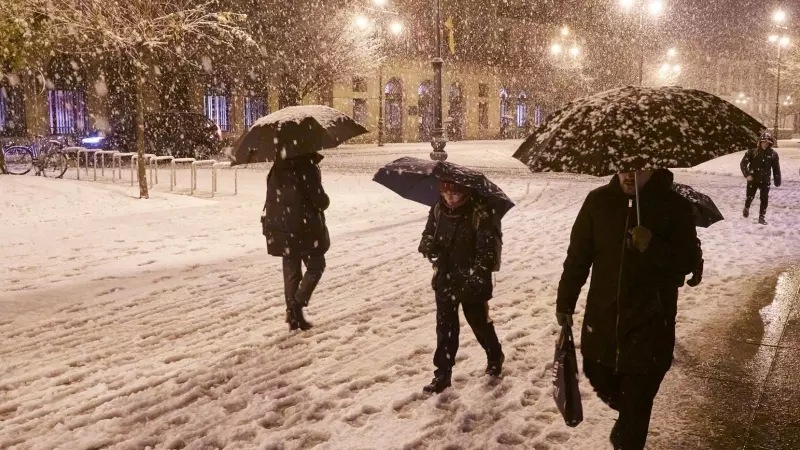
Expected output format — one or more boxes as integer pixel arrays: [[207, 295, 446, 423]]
[[620, 0, 664, 85], [429, 0, 448, 161], [770, 9, 790, 141]]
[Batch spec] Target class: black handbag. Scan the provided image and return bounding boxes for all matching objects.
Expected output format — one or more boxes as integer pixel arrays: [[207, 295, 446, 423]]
[[553, 324, 583, 427]]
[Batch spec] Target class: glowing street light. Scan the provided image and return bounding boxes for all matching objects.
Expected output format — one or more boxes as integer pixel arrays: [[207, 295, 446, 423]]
[[667, 48, 676, 58], [780, 36, 791, 47], [648, 0, 664, 16], [570, 46, 580, 57], [672, 64, 681, 73], [390, 21, 403, 35], [355, 15, 370, 29], [373, 0, 388, 6], [561, 26, 570, 36], [551, 43, 563, 54], [774, 9, 787, 24], [620, 0, 635, 10]]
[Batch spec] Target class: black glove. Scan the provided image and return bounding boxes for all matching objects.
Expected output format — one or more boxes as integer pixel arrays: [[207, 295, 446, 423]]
[[418, 238, 439, 259], [687, 259, 704, 287], [556, 312, 573, 327]]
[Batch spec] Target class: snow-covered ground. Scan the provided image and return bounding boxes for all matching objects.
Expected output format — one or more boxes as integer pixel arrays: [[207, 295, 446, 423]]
[[2, 140, 800, 449]]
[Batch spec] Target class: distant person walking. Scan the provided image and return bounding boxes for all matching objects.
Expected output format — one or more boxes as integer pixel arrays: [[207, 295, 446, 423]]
[[741, 133, 782, 225], [262, 153, 330, 331]]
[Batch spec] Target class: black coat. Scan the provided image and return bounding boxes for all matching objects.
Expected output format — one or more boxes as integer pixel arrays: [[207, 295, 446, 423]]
[[556, 170, 699, 374], [741, 146, 781, 186], [419, 198, 498, 303], [262, 153, 330, 258]]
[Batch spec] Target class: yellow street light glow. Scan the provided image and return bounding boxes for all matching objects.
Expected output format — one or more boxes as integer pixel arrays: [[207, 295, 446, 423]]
[[390, 21, 403, 34], [561, 26, 570, 36], [373, 0, 388, 7], [774, 9, 787, 23], [570, 46, 580, 56], [620, 0, 634, 10], [551, 43, 563, 54], [769, 34, 779, 42], [648, 0, 664, 16], [673, 64, 681, 73], [667, 48, 676, 57], [355, 15, 370, 29], [780, 36, 790, 47]]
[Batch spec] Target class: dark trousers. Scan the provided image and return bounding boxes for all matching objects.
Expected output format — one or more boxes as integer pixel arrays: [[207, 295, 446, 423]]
[[584, 360, 667, 450], [282, 255, 326, 308], [745, 181, 770, 217], [433, 291, 503, 377]]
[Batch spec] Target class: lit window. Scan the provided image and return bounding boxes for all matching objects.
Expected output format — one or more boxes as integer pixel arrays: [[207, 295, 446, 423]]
[[48, 89, 88, 135], [243, 95, 268, 129], [516, 92, 528, 127], [204, 88, 230, 132]]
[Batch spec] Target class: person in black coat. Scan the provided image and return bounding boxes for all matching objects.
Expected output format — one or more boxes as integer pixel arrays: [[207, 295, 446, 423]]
[[417, 180, 504, 394], [262, 153, 330, 331], [556, 169, 699, 450], [741, 134, 782, 225]]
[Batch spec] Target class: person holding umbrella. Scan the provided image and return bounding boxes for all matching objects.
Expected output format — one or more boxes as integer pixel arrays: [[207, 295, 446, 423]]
[[417, 179, 505, 394], [555, 169, 699, 449], [234, 105, 369, 331], [741, 133, 782, 225]]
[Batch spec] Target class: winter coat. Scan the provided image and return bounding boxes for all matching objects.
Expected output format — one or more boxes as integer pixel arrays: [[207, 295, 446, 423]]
[[262, 153, 330, 258], [419, 198, 498, 304], [741, 146, 782, 186], [556, 169, 699, 374]]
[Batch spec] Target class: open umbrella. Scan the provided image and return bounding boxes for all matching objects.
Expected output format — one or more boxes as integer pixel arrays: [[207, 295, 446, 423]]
[[372, 156, 515, 218], [513, 86, 764, 223], [231, 105, 368, 165], [672, 183, 724, 228]]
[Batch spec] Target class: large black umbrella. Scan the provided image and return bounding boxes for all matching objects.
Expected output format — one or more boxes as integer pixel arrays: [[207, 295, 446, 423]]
[[513, 85, 765, 177], [373, 156, 515, 218], [672, 183, 724, 228], [513, 86, 764, 224], [231, 105, 368, 165]]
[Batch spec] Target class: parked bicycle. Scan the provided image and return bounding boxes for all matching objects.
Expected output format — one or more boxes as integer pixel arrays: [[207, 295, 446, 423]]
[[2, 136, 69, 178]]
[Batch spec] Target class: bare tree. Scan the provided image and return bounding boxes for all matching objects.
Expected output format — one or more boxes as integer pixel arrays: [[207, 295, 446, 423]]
[[245, 0, 381, 107], [22, 0, 253, 198]]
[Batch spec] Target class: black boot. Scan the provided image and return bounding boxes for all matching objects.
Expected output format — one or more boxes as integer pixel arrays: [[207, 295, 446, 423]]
[[291, 302, 313, 331], [485, 353, 505, 377], [422, 374, 451, 394], [759, 215, 767, 225], [743, 207, 750, 218]]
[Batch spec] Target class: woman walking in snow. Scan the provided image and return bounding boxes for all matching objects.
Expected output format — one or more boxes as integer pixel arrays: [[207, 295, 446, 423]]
[[262, 153, 330, 331]]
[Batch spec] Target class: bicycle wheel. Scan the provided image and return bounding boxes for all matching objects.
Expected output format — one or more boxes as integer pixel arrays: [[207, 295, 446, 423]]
[[41, 151, 69, 178], [3, 146, 34, 175]]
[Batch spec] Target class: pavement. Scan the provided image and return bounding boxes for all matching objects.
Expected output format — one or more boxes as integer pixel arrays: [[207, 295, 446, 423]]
[[648, 266, 800, 449]]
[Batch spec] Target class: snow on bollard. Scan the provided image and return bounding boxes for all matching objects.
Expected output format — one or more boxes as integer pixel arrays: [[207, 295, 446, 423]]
[[211, 161, 237, 198]]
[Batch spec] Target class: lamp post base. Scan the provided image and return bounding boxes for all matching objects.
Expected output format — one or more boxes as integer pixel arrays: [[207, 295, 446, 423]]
[[429, 130, 447, 161]]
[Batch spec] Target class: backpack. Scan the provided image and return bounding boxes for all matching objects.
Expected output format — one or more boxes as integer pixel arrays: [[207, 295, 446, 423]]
[[433, 202, 503, 272]]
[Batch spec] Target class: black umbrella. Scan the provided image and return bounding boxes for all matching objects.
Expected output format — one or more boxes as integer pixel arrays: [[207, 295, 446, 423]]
[[372, 156, 515, 218], [672, 183, 724, 228], [231, 105, 368, 165], [513, 86, 764, 224], [513, 85, 765, 177]]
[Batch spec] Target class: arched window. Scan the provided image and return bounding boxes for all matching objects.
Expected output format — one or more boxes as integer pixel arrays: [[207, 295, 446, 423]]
[[516, 92, 528, 127], [500, 88, 509, 128]]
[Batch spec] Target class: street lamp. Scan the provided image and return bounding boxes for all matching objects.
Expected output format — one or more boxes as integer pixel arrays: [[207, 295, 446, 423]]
[[769, 17, 791, 140], [667, 47, 676, 58], [561, 26, 570, 37], [429, 0, 448, 161], [357, 0, 402, 147], [620, 0, 665, 85], [551, 27, 582, 60], [551, 43, 563, 54]]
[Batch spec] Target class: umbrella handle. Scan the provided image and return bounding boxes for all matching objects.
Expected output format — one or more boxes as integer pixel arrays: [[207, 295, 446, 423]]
[[634, 172, 641, 226]]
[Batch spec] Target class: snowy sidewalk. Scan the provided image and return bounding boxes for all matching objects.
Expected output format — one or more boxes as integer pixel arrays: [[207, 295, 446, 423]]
[[648, 266, 800, 450]]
